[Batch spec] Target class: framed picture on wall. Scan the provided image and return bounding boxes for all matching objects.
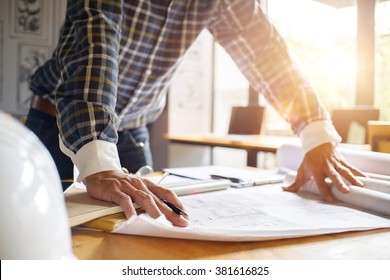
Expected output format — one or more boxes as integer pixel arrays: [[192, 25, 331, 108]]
[[9, 0, 49, 39], [168, 30, 214, 134], [17, 43, 49, 110]]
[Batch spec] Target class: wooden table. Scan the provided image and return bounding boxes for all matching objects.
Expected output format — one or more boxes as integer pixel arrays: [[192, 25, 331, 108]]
[[165, 133, 300, 167], [72, 228, 390, 260]]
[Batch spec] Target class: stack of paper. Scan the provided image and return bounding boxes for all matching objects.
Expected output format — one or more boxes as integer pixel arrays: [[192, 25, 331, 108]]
[[65, 187, 124, 227]]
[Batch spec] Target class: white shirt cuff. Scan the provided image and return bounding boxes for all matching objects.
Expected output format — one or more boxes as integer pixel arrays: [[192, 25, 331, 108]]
[[60, 139, 122, 182], [299, 120, 342, 153]]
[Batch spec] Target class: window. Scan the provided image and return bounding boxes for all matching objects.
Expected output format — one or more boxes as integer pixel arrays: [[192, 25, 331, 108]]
[[174, 0, 389, 168], [212, 0, 360, 167], [375, 0, 390, 121], [267, 0, 358, 114], [214, 0, 360, 137]]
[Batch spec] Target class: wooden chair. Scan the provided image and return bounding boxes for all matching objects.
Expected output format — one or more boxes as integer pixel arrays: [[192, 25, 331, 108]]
[[367, 120, 390, 153], [331, 107, 379, 144]]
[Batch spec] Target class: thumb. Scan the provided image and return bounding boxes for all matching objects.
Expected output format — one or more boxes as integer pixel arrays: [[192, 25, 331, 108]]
[[282, 170, 307, 193]]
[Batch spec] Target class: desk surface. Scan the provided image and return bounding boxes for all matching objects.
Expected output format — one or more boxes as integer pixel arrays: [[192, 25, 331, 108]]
[[165, 133, 300, 153], [164, 134, 371, 167], [165, 133, 300, 167], [72, 228, 390, 260]]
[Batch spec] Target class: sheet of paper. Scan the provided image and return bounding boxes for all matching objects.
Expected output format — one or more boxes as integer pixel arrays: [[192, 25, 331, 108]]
[[113, 184, 390, 242]]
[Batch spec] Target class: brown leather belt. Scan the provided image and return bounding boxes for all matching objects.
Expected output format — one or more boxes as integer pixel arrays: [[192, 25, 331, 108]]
[[31, 95, 56, 117]]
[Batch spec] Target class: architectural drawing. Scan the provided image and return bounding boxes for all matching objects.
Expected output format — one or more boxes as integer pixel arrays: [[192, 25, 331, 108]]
[[17, 43, 49, 109], [9, 0, 48, 39]]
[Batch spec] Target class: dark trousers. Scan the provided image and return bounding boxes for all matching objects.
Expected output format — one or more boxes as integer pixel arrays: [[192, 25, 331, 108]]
[[25, 108, 153, 191]]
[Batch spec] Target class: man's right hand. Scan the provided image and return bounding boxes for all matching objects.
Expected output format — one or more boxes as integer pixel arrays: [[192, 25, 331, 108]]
[[83, 170, 190, 227]]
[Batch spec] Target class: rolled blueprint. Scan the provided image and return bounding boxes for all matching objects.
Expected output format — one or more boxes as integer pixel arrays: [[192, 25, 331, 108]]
[[284, 171, 390, 217], [276, 143, 390, 176]]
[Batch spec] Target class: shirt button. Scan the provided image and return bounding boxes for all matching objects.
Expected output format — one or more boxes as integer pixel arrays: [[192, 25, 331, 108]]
[[145, 69, 152, 76]]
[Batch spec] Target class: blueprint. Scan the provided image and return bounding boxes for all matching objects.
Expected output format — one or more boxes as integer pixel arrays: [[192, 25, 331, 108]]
[[113, 183, 390, 241]]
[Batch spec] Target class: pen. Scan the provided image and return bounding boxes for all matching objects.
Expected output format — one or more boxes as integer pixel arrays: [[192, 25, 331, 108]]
[[210, 174, 243, 183], [210, 174, 283, 187], [161, 199, 188, 217], [157, 172, 188, 216], [122, 170, 188, 216]]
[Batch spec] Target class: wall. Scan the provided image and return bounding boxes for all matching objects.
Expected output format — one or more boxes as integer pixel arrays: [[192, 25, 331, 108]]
[[167, 30, 215, 168]]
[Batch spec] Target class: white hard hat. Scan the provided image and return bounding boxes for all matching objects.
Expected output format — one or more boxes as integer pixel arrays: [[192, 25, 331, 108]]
[[0, 111, 75, 259]]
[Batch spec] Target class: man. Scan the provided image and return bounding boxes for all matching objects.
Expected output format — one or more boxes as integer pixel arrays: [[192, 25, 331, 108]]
[[25, 0, 364, 227]]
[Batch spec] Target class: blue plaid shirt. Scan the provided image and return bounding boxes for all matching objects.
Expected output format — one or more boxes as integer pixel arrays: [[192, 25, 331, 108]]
[[30, 0, 337, 179]]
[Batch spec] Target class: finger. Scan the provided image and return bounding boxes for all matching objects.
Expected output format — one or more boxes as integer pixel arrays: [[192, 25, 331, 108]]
[[147, 181, 187, 210], [282, 169, 308, 193], [314, 176, 334, 203], [334, 162, 364, 187], [118, 179, 163, 219], [140, 177, 187, 210], [155, 199, 190, 227], [336, 155, 366, 177], [142, 180, 190, 226], [93, 178, 138, 219], [283, 179, 301, 193], [125, 176, 167, 204], [123, 177, 189, 226], [132, 189, 163, 219], [128, 176, 173, 199], [326, 167, 350, 194], [115, 192, 137, 219]]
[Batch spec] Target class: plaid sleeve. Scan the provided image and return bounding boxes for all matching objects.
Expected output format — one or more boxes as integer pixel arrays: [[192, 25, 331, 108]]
[[208, 0, 330, 135], [55, 0, 122, 154]]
